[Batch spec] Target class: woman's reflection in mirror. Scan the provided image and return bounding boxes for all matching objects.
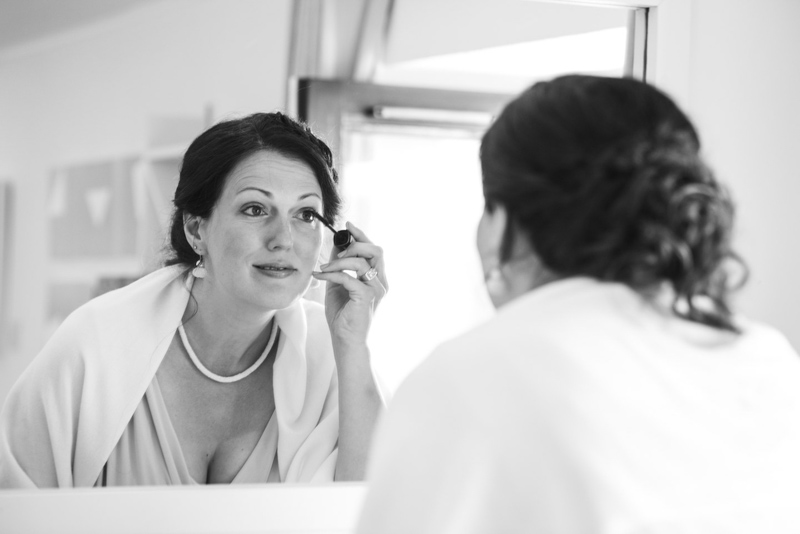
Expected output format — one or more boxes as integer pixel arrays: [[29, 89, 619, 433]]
[[0, 113, 388, 487]]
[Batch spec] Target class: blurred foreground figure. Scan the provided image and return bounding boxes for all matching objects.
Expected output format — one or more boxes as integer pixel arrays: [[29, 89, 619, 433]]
[[357, 75, 800, 533]]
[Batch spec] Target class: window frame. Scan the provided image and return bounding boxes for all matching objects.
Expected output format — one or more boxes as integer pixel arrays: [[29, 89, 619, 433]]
[[297, 0, 694, 161]]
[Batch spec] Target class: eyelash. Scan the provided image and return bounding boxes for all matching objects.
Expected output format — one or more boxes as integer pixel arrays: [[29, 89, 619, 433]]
[[242, 204, 267, 217], [242, 204, 318, 225], [299, 209, 317, 223]]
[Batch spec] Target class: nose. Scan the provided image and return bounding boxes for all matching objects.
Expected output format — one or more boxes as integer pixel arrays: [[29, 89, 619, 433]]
[[266, 216, 293, 250]]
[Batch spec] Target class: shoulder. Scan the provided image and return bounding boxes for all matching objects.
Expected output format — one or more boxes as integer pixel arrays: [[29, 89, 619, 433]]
[[403, 278, 650, 417], [420, 278, 614, 375], [734, 316, 800, 364], [53, 265, 187, 342], [17, 266, 189, 386], [77, 265, 187, 317], [375, 279, 642, 451]]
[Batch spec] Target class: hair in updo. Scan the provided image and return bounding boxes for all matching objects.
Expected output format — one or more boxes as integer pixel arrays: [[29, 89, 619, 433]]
[[164, 112, 341, 269], [480, 75, 747, 332]]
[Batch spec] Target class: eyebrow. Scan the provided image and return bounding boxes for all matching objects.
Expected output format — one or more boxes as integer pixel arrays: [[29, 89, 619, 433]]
[[237, 187, 322, 201]]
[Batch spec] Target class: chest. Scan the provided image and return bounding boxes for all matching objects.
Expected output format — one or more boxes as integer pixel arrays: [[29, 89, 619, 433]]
[[156, 335, 277, 483]]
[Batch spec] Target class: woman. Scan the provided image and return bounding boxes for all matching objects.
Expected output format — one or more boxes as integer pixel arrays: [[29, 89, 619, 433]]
[[357, 76, 800, 532], [0, 112, 387, 487]]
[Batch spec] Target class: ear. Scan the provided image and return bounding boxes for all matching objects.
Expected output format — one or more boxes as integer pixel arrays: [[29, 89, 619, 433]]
[[183, 213, 206, 254], [477, 203, 509, 272], [484, 204, 509, 256], [480, 204, 536, 265]]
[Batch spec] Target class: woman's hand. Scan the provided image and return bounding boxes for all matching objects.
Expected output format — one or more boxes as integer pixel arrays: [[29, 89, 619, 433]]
[[311, 221, 388, 348], [312, 221, 387, 480]]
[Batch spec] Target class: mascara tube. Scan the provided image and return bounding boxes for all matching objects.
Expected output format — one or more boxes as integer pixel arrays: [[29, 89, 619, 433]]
[[311, 211, 353, 248]]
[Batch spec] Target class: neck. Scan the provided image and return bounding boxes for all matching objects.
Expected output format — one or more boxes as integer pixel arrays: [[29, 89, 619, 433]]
[[493, 254, 562, 309], [182, 278, 278, 375]]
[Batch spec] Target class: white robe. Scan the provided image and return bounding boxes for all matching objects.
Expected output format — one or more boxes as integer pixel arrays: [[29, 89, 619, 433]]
[[358, 277, 800, 533], [0, 265, 339, 487]]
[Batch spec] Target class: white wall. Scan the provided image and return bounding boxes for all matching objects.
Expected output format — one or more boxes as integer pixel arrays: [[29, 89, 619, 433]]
[[686, 0, 800, 349], [0, 0, 293, 403]]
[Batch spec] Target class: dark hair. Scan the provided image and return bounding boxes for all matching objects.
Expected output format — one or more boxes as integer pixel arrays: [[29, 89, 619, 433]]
[[480, 75, 747, 332], [164, 112, 341, 268]]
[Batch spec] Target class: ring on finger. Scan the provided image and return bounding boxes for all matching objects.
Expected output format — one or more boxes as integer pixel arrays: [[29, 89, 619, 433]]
[[359, 266, 378, 282]]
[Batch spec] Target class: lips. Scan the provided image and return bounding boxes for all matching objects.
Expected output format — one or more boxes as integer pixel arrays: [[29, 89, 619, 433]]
[[256, 263, 294, 271], [254, 263, 297, 277]]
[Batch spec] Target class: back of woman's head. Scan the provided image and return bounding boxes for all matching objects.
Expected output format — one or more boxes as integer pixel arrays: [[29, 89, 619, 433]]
[[480, 74, 746, 332], [165, 112, 341, 268]]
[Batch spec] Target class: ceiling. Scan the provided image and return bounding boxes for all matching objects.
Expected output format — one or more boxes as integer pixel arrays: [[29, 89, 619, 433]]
[[0, 0, 155, 51]]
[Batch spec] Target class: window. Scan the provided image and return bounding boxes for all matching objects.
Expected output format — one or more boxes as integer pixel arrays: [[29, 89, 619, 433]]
[[298, 1, 647, 391]]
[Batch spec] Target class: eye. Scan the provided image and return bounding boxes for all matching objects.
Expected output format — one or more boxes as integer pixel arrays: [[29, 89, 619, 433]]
[[243, 205, 266, 217], [299, 209, 320, 224]]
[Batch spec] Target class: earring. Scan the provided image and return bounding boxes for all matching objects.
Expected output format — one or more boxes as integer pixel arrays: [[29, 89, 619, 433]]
[[484, 260, 507, 303], [485, 267, 503, 291], [192, 256, 207, 279]]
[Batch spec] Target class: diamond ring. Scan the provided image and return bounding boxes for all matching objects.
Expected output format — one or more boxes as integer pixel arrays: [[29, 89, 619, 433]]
[[360, 267, 378, 282]]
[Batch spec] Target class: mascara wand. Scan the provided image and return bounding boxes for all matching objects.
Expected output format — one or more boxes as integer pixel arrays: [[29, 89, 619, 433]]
[[311, 211, 353, 248]]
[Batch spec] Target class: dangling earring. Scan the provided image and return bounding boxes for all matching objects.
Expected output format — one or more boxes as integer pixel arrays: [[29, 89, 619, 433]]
[[193, 256, 207, 279]]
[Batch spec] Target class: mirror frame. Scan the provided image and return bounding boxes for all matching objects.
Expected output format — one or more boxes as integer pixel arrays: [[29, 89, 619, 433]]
[[1, 483, 367, 534]]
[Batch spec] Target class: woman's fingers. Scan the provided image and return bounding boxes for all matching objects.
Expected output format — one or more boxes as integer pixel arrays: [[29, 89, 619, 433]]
[[315, 254, 387, 302], [320, 257, 372, 277], [313, 270, 380, 300], [335, 222, 388, 291], [318, 259, 386, 294], [344, 221, 372, 244], [337, 242, 383, 265]]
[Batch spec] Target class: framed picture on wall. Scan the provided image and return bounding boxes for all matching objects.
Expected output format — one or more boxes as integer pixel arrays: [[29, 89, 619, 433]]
[[48, 159, 138, 260], [44, 150, 183, 336]]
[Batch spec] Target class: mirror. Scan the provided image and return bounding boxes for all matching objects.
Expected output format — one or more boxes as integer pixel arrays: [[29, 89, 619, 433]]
[[0, 0, 641, 492]]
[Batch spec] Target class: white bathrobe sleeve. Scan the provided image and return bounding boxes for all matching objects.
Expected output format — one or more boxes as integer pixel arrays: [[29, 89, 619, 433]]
[[0, 317, 87, 488], [0, 266, 187, 488]]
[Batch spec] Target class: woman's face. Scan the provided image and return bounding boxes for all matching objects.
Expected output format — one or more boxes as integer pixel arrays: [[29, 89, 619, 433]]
[[196, 150, 324, 312]]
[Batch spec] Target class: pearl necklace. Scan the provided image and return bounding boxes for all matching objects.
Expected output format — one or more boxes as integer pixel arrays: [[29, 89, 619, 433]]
[[178, 320, 278, 384]]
